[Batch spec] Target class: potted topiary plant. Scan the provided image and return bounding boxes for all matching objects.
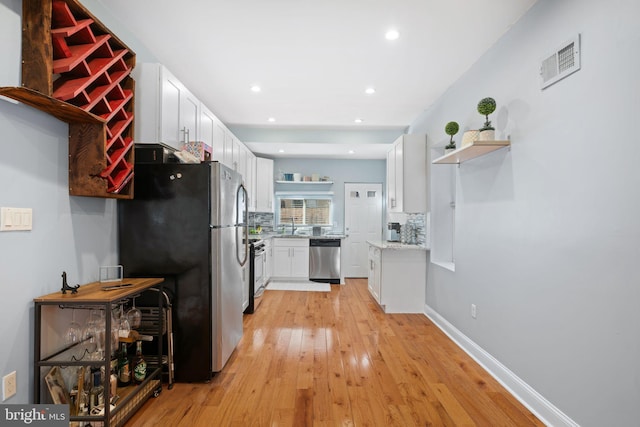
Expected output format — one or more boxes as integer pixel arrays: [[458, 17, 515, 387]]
[[444, 121, 459, 153], [477, 97, 496, 140]]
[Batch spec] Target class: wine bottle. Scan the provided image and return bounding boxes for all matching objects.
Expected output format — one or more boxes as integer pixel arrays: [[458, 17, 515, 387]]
[[110, 356, 118, 397], [89, 370, 104, 411], [117, 342, 131, 386], [133, 340, 147, 384]]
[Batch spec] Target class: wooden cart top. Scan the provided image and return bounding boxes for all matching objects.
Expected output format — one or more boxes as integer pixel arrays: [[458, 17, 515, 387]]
[[33, 278, 164, 303]]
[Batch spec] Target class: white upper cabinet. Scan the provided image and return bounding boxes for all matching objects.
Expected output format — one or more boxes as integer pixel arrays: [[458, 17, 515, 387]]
[[133, 63, 199, 150], [387, 134, 427, 213], [223, 131, 234, 167], [387, 145, 399, 212], [246, 151, 256, 212], [213, 122, 227, 164], [200, 103, 226, 162], [233, 137, 245, 174], [255, 157, 274, 213], [134, 64, 258, 197]]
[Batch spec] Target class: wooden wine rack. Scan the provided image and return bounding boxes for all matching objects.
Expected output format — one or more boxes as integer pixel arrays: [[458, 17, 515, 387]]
[[0, 0, 136, 198]]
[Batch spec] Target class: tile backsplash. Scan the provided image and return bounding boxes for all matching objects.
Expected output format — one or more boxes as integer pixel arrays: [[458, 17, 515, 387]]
[[249, 212, 274, 232], [388, 212, 428, 247]]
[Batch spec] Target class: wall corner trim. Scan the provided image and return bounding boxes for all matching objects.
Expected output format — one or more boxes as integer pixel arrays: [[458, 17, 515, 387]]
[[423, 304, 579, 427]]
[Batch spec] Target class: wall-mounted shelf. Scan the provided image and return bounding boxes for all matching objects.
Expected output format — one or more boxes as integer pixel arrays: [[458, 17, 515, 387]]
[[432, 140, 510, 165], [275, 181, 334, 185]]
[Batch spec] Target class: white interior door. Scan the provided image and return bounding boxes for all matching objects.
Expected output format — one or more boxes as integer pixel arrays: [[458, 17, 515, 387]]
[[343, 183, 383, 278]]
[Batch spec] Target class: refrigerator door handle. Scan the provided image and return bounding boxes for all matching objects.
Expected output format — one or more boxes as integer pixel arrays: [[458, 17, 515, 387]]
[[236, 184, 249, 267]]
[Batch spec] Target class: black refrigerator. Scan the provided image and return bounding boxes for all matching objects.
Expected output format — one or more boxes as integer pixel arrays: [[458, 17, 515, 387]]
[[118, 161, 248, 382]]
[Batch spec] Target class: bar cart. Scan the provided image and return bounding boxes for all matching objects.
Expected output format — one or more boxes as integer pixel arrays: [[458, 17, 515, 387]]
[[33, 277, 164, 427]]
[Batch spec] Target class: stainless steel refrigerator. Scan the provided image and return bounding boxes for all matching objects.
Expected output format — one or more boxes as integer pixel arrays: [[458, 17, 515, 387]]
[[118, 161, 248, 382]]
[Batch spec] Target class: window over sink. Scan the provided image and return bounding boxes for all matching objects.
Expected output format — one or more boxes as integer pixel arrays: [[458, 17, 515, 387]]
[[275, 192, 334, 231]]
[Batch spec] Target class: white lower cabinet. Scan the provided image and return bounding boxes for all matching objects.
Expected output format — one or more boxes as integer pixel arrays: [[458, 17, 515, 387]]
[[242, 263, 249, 312], [272, 238, 309, 279], [368, 245, 382, 303], [264, 238, 272, 284], [367, 244, 426, 313]]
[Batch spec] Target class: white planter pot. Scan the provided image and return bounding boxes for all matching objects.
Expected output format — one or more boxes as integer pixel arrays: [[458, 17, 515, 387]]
[[478, 129, 495, 141], [461, 130, 480, 148], [444, 148, 456, 154]]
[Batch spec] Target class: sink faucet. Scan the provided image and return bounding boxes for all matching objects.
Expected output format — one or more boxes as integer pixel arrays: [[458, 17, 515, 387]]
[[290, 217, 296, 235]]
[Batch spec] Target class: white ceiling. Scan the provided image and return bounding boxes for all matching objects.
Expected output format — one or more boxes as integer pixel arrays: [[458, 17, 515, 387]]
[[98, 0, 537, 158]]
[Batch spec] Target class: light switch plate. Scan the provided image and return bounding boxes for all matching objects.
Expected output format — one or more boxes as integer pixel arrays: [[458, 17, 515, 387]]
[[0, 207, 32, 231]]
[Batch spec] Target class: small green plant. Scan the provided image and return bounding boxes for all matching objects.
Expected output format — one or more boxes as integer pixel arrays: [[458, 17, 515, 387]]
[[477, 97, 496, 131], [444, 121, 459, 150]]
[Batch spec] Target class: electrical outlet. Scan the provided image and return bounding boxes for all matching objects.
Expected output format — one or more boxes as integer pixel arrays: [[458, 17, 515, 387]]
[[471, 304, 477, 319], [3, 371, 17, 401]]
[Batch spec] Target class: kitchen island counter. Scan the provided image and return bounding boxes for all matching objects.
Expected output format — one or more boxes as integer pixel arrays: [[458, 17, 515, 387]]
[[367, 240, 428, 251]]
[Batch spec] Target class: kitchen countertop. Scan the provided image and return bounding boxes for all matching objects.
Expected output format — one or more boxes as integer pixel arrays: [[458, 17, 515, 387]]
[[254, 233, 347, 240], [367, 240, 428, 251]]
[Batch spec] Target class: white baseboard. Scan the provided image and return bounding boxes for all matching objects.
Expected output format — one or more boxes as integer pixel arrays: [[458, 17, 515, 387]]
[[424, 304, 579, 427]]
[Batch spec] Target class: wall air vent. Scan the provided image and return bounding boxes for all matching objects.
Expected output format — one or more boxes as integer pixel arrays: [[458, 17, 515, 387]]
[[540, 34, 581, 89]]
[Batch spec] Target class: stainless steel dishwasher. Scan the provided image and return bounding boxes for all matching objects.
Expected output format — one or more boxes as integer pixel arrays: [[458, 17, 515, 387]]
[[309, 239, 341, 284]]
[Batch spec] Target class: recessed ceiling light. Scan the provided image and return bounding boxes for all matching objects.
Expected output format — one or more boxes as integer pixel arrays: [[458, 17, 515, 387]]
[[385, 29, 399, 41], [365, 87, 376, 95], [278, 149, 285, 153], [268, 117, 276, 122], [250, 85, 261, 93], [348, 150, 355, 154], [354, 118, 363, 123]]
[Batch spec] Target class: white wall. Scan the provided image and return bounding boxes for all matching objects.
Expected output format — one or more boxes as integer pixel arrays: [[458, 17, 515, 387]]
[[0, 0, 124, 403], [411, 0, 640, 425]]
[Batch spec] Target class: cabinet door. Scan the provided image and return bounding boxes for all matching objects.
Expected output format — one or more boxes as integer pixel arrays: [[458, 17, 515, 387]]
[[394, 140, 404, 212], [272, 246, 291, 277], [233, 138, 245, 175], [368, 247, 375, 293], [400, 134, 428, 213], [290, 247, 309, 278], [242, 264, 249, 311], [213, 122, 226, 164], [256, 157, 274, 212], [373, 256, 381, 303], [223, 131, 234, 168], [267, 167, 274, 212], [181, 89, 199, 145], [368, 246, 381, 303], [246, 151, 256, 211], [161, 73, 181, 148], [265, 241, 273, 282], [160, 68, 199, 149], [200, 105, 214, 151], [386, 147, 396, 212]]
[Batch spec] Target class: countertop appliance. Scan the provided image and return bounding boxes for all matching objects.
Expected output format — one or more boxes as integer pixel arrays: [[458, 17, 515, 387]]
[[387, 222, 401, 242], [245, 238, 265, 314], [309, 238, 341, 284], [118, 161, 248, 382]]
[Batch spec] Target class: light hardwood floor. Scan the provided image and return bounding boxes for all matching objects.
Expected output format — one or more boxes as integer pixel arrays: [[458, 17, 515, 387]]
[[126, 278, 543, 426]]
